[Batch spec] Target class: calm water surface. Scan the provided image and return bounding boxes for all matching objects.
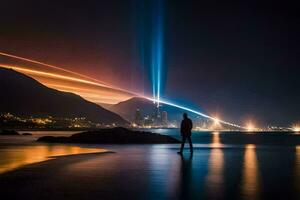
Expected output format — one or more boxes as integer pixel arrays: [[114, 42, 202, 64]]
[[0, 129, 299, 199], [0, 131, 106, 173]]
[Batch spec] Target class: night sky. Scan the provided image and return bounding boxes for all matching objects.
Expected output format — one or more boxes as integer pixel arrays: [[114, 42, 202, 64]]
[[1, 0, 299, 126]]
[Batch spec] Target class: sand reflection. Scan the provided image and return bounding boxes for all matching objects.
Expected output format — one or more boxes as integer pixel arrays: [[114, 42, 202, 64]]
[[0, 145, 105, 174]]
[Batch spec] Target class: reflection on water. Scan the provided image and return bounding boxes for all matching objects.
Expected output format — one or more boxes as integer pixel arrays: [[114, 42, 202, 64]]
[[0, 131, 300, 199], [149, 146, 180, 199], [210, 131, 222, 148], [205, 149, 224, 198], [241, 144, 260, 200], [205, 132, 224, 198], [296, 146, 300, 177], [295, 146, 300, 199], [0, 145, 106, 174], [178, 154, 194, 199]]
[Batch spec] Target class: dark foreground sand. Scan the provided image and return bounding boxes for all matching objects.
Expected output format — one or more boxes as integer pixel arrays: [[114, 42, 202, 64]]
[[0, 145, 299, 200]]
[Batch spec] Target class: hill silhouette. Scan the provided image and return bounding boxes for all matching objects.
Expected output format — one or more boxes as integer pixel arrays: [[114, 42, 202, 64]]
[[0, 68, 128, 125], [109, 97, 203, 123]]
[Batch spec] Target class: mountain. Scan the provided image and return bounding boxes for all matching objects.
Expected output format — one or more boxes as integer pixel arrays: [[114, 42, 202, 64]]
[[109, 97, 202, 124], [0, 68, 128, 125]]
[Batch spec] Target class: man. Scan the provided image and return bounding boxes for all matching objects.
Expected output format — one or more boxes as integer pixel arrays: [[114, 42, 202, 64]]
[[178, 113, 193, 154]]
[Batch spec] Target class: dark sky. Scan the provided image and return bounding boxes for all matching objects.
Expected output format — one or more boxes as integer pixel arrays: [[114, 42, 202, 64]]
[[1, 0, 299, 126]]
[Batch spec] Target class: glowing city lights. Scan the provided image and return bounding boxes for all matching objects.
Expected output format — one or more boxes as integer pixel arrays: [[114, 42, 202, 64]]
[[214, 118, 221, 125], [149, 98, 245, 129], [293, 125, 300, 132], [246, 122, 256, 132]]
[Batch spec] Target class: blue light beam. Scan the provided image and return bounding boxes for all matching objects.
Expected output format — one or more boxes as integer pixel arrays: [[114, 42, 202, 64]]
[[146, 97, 245, 129], [151, 0, 164, 107]]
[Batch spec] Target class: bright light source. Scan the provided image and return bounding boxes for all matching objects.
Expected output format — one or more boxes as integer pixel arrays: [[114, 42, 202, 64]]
[[132, 123, 137, 128], [149, 97, 244, 129], [293, 126, 300, 132], [246, 122, 256, 132], [214, 118, 220, 125]]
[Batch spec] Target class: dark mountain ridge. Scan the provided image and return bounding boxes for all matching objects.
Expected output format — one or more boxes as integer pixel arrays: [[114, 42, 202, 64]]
[[0, 68, 128, 125], [109, 97, 203, 124]]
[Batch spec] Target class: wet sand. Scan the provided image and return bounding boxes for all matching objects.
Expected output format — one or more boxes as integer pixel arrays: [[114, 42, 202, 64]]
[[0, 145, 299, 200]]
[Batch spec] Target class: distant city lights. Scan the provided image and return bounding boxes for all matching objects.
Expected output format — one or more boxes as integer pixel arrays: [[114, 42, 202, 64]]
[[293, 125, 300, 132], [246, 122, 256, 132], [213, 118, 221, 126]]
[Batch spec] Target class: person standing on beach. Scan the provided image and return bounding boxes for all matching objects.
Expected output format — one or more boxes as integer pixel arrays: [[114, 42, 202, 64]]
[[178, 113, 193, 154]]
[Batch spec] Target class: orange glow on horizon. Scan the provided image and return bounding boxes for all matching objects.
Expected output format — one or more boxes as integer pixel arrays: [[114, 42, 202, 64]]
[[245, 120, 259, 132], [292, 124, 300, 132]]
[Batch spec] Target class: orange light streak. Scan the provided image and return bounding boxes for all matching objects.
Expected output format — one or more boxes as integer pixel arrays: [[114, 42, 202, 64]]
[[0, 64, 136, 96], [0, 51, 108, 85]]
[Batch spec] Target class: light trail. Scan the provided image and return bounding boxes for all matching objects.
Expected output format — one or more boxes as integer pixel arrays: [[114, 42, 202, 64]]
[[146, 97, 245, 129], [0, 53, 245, 129], [0, 64, 135, 96], [0, 51, 108, 86], [0, 65, 108, 87], [46, 84, 130, 101]]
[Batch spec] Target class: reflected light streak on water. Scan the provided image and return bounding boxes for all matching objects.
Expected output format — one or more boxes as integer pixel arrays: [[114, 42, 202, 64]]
[[205, 148, 224, 198], [210, 131, 222, 148], [205, 132, 224, 198], [295, 146, 300, 199], [241, 144, 261, 200]]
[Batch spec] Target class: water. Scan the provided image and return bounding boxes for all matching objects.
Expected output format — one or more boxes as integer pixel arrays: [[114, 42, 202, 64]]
[[0, 129, 299, 199], [0, 131, 106, 174]]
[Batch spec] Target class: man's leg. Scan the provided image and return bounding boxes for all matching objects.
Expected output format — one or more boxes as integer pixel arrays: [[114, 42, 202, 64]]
[[188, 136, 193, 153], [179, 136, 187, 153]]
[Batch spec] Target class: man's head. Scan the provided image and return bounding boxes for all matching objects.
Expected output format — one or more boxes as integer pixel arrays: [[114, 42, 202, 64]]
[[183, 113, 188, 119]]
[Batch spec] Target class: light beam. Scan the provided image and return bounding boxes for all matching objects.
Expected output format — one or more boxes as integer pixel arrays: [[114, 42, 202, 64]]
[[151, 0, 164, 107], [147, 98, 245, 129]]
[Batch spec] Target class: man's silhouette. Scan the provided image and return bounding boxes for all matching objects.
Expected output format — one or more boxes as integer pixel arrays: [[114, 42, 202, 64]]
[[178, 113, 193, 154]]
